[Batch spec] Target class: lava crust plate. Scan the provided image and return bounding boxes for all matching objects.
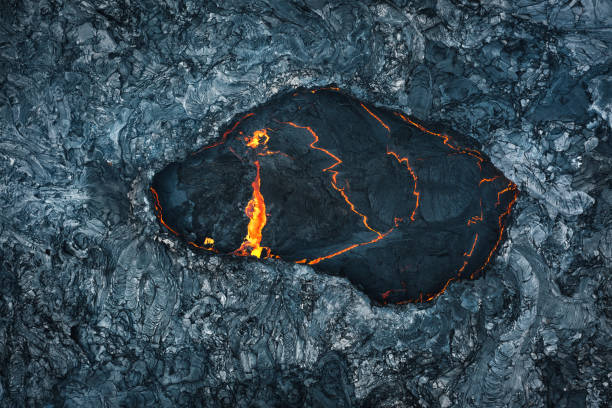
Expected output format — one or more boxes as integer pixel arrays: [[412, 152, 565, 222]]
[[151, 87, 518, 304]]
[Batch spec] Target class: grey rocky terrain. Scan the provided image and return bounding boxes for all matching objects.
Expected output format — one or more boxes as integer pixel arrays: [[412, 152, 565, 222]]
[[0, 0, 610, 406]]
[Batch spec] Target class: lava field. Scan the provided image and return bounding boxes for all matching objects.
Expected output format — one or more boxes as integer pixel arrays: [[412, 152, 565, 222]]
[[151, 88, 518, 304], [1, 1, 610, 407]]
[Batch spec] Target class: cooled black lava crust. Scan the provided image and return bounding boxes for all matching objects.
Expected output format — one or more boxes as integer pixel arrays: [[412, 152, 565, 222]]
[[151, 88, 518, 304]]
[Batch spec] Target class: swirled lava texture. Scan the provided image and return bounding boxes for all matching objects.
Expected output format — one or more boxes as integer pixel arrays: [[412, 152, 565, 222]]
[[151, 88, 518, 304]]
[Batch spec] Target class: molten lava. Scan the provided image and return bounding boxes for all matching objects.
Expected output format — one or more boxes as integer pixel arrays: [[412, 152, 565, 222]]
[[150, 187, 179, 236], [282, 121, 383, 236], [150, 87, 518, 304], [386, 149, 420, 222], [233, 160, 268, 258], [361, 103, 391, 132]]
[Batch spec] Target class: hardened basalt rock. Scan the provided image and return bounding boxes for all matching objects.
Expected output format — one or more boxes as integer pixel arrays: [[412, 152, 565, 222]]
[[0, 0, 610, 407]]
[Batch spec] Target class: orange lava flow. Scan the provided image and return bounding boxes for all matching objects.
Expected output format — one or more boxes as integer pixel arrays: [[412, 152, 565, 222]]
[[308, 228, 393, 265], [283, 121, 382, 236], [379, 112, 519, 304], [244, 128, 293, 159], [152, 92, 518, 305], [187, 240, 218, 252], [479, 175, 500, 185], [245, 128, 270, 148], [194, 112, 255, 154], [394, 112, 484, 168], [150, 187, 179, 236], [386, 149, 420, 221], [467, 199, 483, 226], [233, 160, 269, 258], [407, 185, 516, 302], [151, 187, 218, 252], [464, 234, 478, 257], [496, 182, 514, 206], [282, 120, 396, 265], [310, 87, 340, 94], [472, 182, 518, 279], [361, 103, 390, 132]]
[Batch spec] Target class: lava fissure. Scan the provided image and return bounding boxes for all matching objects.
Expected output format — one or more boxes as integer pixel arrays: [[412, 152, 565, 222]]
[[394, 112, 484, 169], [496, 182, 515, 206], [194, 112, 255, 154], [479, 175, 500, 185], [386, 149, 420, 222], [467, 199, 483, 226], [282, 121, 383, 236], [361, 103, 390, 132], [307, 228, 394, 265], [377, 112, 517, 303], [310, 87, 340, 93], [472, 182, 518, 279], [279, 120, 402, 265], [464, 233, 478, 257], [150, 187, 179, 236]]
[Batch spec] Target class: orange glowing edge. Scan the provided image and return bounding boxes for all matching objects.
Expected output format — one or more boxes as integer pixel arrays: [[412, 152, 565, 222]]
[[380, 183, 518, 304]]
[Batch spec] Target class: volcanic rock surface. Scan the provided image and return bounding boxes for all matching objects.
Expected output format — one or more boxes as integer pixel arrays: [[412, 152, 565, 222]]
[[2, 1, 611, 407], [152, 88, 517, 303]]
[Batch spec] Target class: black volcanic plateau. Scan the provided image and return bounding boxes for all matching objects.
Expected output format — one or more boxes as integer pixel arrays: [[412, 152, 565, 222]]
[[151, 88, 518, 304]]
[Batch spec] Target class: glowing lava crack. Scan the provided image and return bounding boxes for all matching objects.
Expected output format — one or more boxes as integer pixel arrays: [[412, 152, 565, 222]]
[[151, 87, 518, 304]]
